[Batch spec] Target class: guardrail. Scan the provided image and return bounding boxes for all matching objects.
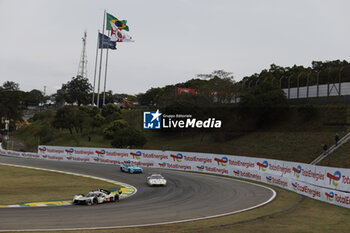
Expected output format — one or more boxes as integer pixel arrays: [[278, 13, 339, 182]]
[[1, 143, 350, 208]]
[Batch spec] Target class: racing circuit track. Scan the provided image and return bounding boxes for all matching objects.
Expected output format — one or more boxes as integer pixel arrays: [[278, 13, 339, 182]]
[[0, 156, 275, 232]]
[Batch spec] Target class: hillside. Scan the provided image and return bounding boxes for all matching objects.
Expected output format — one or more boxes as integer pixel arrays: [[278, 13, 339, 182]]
[[8, 104, 350, 167]]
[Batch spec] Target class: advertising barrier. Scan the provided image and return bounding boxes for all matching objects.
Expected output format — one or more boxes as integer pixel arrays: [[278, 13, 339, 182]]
[[0, 143, 350, 208]]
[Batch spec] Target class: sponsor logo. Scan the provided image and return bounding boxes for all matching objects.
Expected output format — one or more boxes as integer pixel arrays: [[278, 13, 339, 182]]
[[197, 165, 204, 171], [233, 170, 240, 176], [327, 171, 341, 187], [292, 182, 298, 191], [204, 166, 228, 174], [65, 148, 74, 155], [184, 155, 212, 164], [130, 151, 142, 159], [95, 149, 105, 157], [166, 163, 191, 170], [214, 157, 228, 166], [229, 160, 255, 169], [170, 153, 183, 162], [266, 176, 272, 183], [291, 182, 321, 197], [269, 164, 292, 174], [335, 193, 350, 205], [239, 171, 261, 180], [143, 110, 161, 129], [257, 161, 268, 172], [38, 146, 46, 154], [158, 162, 166, 168], [94, 157, 100, 162], [292, 165, 302, 178], [65, 148, 74, 159], [325, 192, 334, 202], [143, 153, 168, 160]]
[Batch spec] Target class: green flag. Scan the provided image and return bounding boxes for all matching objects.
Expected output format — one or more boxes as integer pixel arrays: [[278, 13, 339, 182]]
[[106, 13, 117, 30], [106, 12, 129, 31], [110, 19, 129, 31]]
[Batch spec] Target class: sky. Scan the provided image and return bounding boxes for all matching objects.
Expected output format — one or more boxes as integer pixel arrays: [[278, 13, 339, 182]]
[[0, 0, 349, 95]]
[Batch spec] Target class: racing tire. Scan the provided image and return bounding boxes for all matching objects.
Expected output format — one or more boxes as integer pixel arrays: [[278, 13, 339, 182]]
[[128, 168, 133, 173], [120, 167, 123, 172], [92, 198, 98, 205], [116, 195, 120, 202]]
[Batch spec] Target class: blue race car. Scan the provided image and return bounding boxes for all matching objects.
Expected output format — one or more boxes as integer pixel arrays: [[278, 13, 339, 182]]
[[120, 160, 143, 173]]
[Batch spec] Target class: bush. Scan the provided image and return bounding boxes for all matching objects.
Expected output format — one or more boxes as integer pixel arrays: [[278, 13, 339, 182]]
[[103, 120, 129, 139], [111, 127, 147, 148], [102, 103, 121, 118]]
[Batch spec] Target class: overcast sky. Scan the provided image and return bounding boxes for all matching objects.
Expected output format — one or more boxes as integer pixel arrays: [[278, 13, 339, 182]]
[[0, 0, 349, 95]]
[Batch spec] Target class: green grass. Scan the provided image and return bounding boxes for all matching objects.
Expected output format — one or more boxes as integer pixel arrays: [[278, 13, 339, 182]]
[[319, 139, 350, 168], [0, 164, 120, 205]]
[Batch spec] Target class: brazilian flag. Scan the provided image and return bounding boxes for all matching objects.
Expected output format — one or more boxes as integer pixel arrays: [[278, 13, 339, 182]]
[[106, 12, 129, 31]]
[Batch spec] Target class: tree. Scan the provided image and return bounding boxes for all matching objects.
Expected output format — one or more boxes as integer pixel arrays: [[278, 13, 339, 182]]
[[52, 106, 76, 134], [101, 103, 122, 122], [137, 87, 163, 106], [92, 114, 105, 130], [0, 82, 23, 121], [110, 127, 147, 148], [2, 81, 19, 91], [239, 82, 288, 126], [23, 89, 45, 106], [63, 76, 92, 106], [197, 70, 234, 81], [103, 119, 129, 139], [103, 119, 147, 148]]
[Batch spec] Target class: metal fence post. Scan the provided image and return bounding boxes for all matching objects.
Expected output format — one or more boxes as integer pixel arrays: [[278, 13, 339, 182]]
[[288, 76, 291, 99], [316, 71, 320, 97], [327, 69, 330, 97], [297, 73, 301, 99], [339, 66, 344, 96], [306, 73, 311, 98]]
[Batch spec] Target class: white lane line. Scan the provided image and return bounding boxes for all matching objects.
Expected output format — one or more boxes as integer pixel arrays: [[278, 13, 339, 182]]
[[0, 169, 276, 232], [0, 162, 137, 207]]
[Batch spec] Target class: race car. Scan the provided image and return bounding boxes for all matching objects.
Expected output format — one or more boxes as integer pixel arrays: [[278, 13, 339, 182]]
[[72, 189, 121, 205], [146, 173, 167, 186], [120, 160, 143, 173]]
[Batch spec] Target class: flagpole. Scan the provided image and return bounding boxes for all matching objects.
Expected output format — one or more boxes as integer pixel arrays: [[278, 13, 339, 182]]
[[92, 30, 100, 106], [103, 30, 111, 106], [96, 10, 106, 108]]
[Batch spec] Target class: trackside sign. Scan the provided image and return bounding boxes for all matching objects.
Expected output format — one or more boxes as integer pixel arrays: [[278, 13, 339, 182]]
[[2, 142, 350, 209]]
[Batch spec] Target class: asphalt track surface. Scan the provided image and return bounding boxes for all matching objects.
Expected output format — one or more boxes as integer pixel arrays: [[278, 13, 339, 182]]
[[0, 156, 275, 231]]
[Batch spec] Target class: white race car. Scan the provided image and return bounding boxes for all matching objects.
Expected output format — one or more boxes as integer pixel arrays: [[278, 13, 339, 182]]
[[73, 189, 121, 205], [146, 174, 167, 186]]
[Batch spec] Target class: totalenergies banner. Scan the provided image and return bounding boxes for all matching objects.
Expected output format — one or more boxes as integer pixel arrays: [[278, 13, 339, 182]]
[[1, 143, 350, 208]]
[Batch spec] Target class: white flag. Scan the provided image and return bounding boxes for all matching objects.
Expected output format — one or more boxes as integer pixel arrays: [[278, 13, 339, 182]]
[[110, 23, 134, 42]]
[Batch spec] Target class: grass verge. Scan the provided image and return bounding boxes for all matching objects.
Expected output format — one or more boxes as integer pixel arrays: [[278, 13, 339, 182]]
[[0, 164, 120, 205]]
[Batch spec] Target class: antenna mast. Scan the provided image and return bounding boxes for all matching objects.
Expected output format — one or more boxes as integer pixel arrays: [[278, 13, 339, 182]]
[[77, 31, 88, 78]]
